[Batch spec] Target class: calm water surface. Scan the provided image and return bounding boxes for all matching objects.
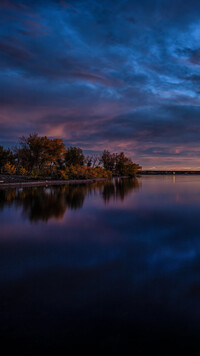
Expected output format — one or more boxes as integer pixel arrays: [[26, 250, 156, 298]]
[[1, 176, 200, 353]]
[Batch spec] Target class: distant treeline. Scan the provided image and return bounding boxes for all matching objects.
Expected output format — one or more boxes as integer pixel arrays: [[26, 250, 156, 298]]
[[141, 170, 200, 175], [0, 133, 141, 179]]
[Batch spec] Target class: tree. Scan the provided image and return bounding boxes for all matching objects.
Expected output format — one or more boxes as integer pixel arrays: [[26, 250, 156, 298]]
[[85, 154, 101, 167], [65, 147, 85, 167], [85, 155, 92, 167], [39, 136, 66, 171], [101, 150, 141, 177], [15, 133, 66, 172], [0, 146, 15, 170], [101, 150, 116, 172], [115, 152, 141, 176]]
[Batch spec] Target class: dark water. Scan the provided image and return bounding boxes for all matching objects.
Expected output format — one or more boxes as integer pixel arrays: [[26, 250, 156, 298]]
[[1, 176, 200, 354]]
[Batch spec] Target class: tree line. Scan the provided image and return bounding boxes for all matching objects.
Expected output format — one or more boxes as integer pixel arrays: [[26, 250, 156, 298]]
[[0, 133, 141, 179]]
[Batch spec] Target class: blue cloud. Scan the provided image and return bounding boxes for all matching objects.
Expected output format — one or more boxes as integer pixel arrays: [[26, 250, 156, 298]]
[[1, 0, 200, 167]]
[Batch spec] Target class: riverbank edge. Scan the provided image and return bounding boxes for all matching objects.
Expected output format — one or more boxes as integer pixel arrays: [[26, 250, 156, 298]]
[[0, 177, 114, 188], [1, 171, 200, 188]]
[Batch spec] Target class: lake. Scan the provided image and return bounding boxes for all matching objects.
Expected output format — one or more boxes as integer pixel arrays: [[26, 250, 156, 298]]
[[1, 176, 200, 353]]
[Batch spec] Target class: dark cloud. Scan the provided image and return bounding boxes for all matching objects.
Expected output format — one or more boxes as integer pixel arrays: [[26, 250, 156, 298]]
[[189, 49, 200, 66], [0, 39, 33, 59], [1, 0, 200, 168]]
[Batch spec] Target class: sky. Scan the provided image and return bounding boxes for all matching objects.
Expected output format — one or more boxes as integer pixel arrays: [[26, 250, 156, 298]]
[[1, 0, 200, 169]]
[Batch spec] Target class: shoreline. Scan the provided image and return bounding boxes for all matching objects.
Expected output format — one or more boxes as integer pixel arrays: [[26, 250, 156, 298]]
[[0, 177, 112, 188], [1, 171, 200, 188]]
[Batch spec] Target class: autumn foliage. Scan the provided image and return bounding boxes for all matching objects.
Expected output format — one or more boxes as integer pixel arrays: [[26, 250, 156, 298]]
[[59, 165, 112, 180], [0, 133, 141, 179]]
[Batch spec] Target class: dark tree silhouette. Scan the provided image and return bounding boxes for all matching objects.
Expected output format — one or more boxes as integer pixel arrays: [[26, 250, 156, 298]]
[[65, 147, 85, 167]]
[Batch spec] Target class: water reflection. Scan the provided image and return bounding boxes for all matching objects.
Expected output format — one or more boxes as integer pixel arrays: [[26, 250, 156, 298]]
[[0, 178, 140, 222], [1, 176, 200, 353], [102, 177, 140, 202]]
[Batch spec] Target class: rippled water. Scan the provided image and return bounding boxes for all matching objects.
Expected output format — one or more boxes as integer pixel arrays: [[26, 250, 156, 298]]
[[1, 176, 200, 353]]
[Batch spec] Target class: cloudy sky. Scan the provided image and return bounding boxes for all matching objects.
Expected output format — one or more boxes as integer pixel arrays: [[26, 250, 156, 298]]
[[1, 0, 200, 169]]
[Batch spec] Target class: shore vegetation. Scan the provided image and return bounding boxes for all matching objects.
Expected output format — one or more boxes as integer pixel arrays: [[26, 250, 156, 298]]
[[0, 134, 141, 180]]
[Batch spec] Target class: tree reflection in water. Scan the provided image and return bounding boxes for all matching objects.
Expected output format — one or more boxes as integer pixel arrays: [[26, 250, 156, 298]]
[[0, 178, 141, 222], [102, 178, 140, 203]]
